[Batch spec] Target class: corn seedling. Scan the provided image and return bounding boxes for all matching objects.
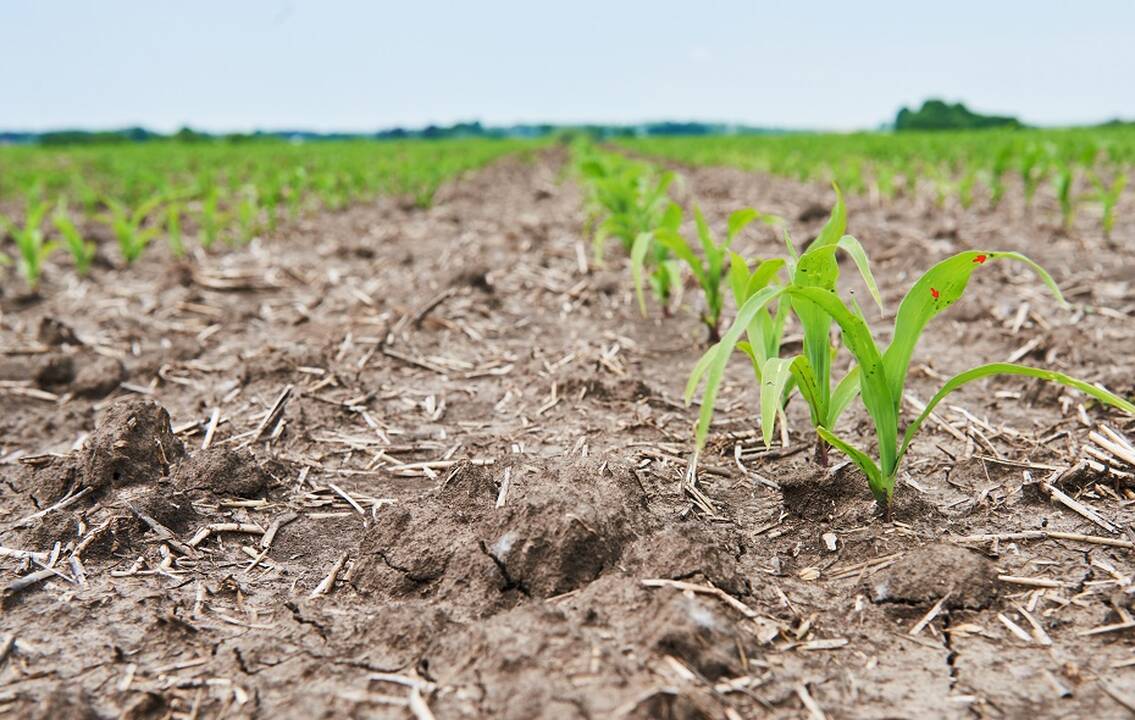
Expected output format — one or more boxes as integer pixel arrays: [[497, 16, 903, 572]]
[[692, 243, 1135, 508], [1092, 171, 1127, 238], [1020, 148, 1045, 207], [167, 203, 185, 258], [577, 149, 677, 263], [0, 201, 55, 289], [687, 186, 883, 462], [1054, 167, 1077, 229], [576, 145, 683, 309], [100, 194, 164, 264], [629, 202, 685, 317], [987, 147, 1012, 208], [200, 187, 224, 248], [634, 206, 759, 339], [236, 187, 260, 244], [53, 200, 96, 274]]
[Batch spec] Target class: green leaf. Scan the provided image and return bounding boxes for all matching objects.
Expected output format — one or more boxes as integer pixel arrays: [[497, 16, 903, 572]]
[[760, 357, 794, 447], [812, 182, 846, 250], [692, 286, 784, 449], [898, 362, 1135, 467], [654, 229, 705, 287], [816, 426, 887, 503], [789, 355, 823, 428], [659, 202, 683, 232], [745, 258, 786, 299], [728, 252, 750, 305], [630, 232, 653, 316], [726, 208, 759, 245], [883, 250, 1066, 407], [786, 286, 897, 476], [827, 366, 862, 427], [684, 342, 721, 405], [836, 235, 884, 313]]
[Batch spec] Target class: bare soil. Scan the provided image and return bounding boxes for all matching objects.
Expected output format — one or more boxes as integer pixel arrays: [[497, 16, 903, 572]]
[[2, 149, 1135, 719]]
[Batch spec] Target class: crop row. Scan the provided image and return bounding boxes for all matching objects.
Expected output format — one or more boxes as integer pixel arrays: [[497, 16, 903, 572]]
[[575, 141, 1135, 509], [0, 138, 535, 289], [618, 127, 1133, 235]]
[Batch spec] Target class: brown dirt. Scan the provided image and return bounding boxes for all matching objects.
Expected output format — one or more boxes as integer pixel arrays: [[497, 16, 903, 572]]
[[2, 150, 1135, 718]]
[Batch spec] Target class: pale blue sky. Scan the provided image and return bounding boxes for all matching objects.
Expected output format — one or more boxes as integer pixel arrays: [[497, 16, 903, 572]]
[[3, 1, 1133, 132]]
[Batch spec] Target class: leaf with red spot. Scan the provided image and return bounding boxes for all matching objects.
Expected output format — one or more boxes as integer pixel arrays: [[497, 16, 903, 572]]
[[883, 250, 1066, 411]]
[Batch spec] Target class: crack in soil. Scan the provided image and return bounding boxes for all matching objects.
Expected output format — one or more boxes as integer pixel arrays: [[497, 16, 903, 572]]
[[942, 612, 959, 690], [284, 601, 329, 640], [478, 539, 532, 597], [376, 550, 440, 585]]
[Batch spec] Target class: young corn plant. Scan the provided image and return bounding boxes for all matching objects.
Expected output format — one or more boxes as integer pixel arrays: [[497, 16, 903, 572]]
[[1092, 171, 1127, 239], [235, 186, 262, 245], [687, 185, 884, 463], [577, 148, 682, 310], [692, 246, 1135, 510], [52, 200, 96, 274], [0, 201, 55, 289], [577, 151, 677, 262], [199, 187, 225, 248], [100, 194, 164, 264], [628, 202, 684, 318], [1020, 148, 1045, 207], [166, 202, 185, 258], [1054, 167, 1078, 229], [987, 147, 1012, 208], [634, 205, 759, 340]]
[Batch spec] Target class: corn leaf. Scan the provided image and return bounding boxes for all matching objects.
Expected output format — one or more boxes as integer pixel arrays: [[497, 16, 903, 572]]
[[692, 286, 784, 449], [684, 342, 721, 405], [883, 250, 1066, 407], [760, 357, 794, 447], [816, 426, 887, 502], [726, 208, 759, 245], [898, 362, 1135, 466], [630, 231, 654, 316], [827, 365, 862, 427], [787, 286, 897, 476]]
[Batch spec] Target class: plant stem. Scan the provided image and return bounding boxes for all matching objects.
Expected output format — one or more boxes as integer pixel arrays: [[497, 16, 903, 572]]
[[813, 440, 829, 467]]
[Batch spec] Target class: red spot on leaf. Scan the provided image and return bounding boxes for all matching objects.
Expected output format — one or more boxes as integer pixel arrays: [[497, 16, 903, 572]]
[[973, 254, 987, 264], [930, 288, 940, 300]]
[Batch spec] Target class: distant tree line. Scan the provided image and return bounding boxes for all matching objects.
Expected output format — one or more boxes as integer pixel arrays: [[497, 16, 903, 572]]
[[894, 99, 1023, 131], [0, 121, 791, 146]]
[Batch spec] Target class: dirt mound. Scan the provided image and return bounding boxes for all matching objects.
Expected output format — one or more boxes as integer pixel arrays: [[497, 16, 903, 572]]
[[560, 375, 654, 403], [131, 485, 201, 534], [355, 458, 650, 614], [0, 349, 123, 398], [870, 542, 1000, 609], [171, 446, 268, 498], [240, 343, 325, 383], [71, 355, 127, 398], [32, 353, 75, 387], [621, 525, 749, 597], [778, 459, 862, 521], [80, 398, 185, 492], [37, 316, 80, 346], [420, 575, 754, 719], [10, 455, 83, 509]]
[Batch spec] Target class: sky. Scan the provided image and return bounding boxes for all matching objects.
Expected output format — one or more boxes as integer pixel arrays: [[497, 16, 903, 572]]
[[3, 0, 1134, 133]]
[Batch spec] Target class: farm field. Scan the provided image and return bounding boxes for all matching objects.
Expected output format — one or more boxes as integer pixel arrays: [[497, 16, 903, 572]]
[[2, 137, 1135, 719]]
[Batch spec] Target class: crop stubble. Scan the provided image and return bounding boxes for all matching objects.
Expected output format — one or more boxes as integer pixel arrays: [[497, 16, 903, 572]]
[[1, 150, 1135, 718]]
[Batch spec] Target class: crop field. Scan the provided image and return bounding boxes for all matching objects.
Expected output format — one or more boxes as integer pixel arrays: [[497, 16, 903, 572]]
[[2, 132, 1135, 719]]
